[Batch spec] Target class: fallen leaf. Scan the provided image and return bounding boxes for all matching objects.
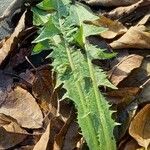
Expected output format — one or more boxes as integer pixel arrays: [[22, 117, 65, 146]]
[[108, 54, 144, 86], [33, 123, 50, 150], [120, 70, 148, 88], [110, 26, 150, 49], [15, 134, 41, 150], [105, 0, 150, 20], [20, 69, 36, 84], [0, 114, 28, 149], [0, 0, 24, 21], [10, 48, 31, 68], [32, 65, 57, 114], [0, 70, 13, 106], [117, 101, 138, 139], [81, 0, 139, 6], [58, 100, 74, 122], [0, 39, 6, 49], [137, 12, 150, 26], [94, 16, 127, 39], [0, 86, 43, 129], [107, 87, 140, 104], [9, 27, 37, 68], [110, 50, 129, 68], [123, 139, 140, 150], [129, 104, 150, 149], [34, 117, 64, 150], [0, 11, 25, 66], [61, 122, 81, 150], [54, 111, 81, 150], [76, 137, 86, 150], [138, 59, 150, 103], [139, 82, 150, 103]]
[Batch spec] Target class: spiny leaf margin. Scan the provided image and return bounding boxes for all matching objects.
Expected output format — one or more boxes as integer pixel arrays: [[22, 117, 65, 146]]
[[32, 0, 117, 150]]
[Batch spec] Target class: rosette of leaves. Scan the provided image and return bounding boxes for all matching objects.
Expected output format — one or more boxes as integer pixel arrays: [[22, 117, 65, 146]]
[[32, 0, 117, 149]]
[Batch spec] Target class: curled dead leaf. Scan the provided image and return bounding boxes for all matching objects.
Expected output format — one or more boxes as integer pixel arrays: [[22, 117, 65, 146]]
[[0, 86, 43, 129], [110, 26, 150, 49], [129, 104, 150, 149], [108, 54, 144, 86]]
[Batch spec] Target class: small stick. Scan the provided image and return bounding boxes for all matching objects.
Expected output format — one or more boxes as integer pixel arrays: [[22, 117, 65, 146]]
[[140, 76, 150, 89], [25, 56, 37, 71]]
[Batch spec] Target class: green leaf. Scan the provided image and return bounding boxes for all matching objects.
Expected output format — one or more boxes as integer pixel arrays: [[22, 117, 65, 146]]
[[93, 67, 117, 89], [86, 43, 117, 60], [74, 25, 84, 48], [32, 7, 51, 26], [83, 24, 107, 37], [32, 1, 117, 150], [33, 18, 60, 43], [74, 24, 107, 48], [36, 0, 56, 11], [37, 0, 69, 17], [70, 3, 99, 25], [33, 40, 50, 54]]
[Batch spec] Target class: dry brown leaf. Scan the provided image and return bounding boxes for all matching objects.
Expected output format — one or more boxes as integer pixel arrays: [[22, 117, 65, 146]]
[[129, 104, 150, 149], [10, 48, 31, 68], [0, 11, 25, 65], [34, 117, 64, 150], [0, 114, 28, 149], [94, 16, 127, 39], [33, 123, 50, 150], [0, 86, 43, 129], [61, 122, 81, 150], [0, 0, 24, 21], [140, 82, 150, 103], [81, 0, 139, 6], [76, 137, 86, 150], [58, 100, 74, 122], [107, 87, 140, 104], [110, 26, 150, 49], [123, 139, 140, 150], [20, 69, 36, 85], [54, 111, 81, 150], [108, 54, 144, 86], [138, 60, 150, 103], [137, 12, 150, 26], [136, 146, 149, 149], [0, 70, 13, 106], [32, 66, 57, 114], [15, 133, 41, 150], [105, 0, 150, 20]]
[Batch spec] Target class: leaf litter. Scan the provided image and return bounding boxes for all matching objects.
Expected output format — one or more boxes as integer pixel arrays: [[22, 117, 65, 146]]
[[0, 0, 150, 149]]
